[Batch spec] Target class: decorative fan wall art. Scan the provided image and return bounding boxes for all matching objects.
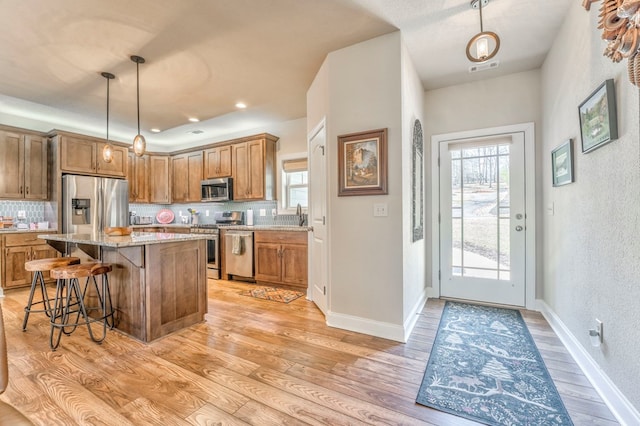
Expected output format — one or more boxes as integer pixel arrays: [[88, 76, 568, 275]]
[[584, 0, 640, 87]]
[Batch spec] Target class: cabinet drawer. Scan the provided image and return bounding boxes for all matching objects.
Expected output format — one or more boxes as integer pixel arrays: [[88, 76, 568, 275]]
[[254, 231, 307, 245], [4, 233, 47, 246]]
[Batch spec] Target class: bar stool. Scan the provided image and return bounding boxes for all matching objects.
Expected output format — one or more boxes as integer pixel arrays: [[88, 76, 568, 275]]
[[22, 257, 80, 331], [49, 262, 114, 350]]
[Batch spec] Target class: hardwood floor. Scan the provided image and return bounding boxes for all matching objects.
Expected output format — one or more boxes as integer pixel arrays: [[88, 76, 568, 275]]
[[0, 280, 618, 425]]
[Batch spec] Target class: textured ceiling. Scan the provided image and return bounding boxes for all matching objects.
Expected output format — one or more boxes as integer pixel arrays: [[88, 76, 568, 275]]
[[0, 0, 572, 149]]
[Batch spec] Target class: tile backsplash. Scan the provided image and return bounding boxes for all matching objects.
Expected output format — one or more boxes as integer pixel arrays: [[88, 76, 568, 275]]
[[0, 201, 46, 223], [130, 200, 304, 226]]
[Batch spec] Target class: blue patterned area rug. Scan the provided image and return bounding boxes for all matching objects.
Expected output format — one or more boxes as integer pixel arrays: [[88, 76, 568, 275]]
[[416, 302, 573, 425]]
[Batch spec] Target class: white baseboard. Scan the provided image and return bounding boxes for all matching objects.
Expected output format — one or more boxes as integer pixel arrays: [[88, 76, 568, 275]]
[[325, 287, 428, 343], [426, 285, 439, 299], [326, 311, 405, 342], [537, 299, 640, 426]]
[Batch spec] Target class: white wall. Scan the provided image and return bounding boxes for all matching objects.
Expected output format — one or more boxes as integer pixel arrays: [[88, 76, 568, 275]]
[[400, 41, 427, 328], [541, 3, 640, 411], [424, 69, 543, 291], [308, 32, 410, 339], [327, 32, 403, 326]]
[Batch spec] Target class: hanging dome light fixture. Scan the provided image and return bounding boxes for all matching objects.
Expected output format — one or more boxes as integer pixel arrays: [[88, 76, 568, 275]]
[[131, 55, 146, 157], [466, 0, 500, 63], [101, 72, 115, 163]]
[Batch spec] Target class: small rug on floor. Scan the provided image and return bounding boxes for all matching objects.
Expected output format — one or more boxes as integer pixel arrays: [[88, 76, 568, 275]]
[[239, 286, 304, 303], [416, 301, 573, 426]]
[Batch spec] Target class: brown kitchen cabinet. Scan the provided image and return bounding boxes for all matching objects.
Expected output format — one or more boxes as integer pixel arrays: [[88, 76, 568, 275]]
[[171, 151, 203, 203], [254, 231, 308, 289], [58, 134, 127, 177], [232, 135, 277, 201], [2, 233, 58, 289], [149, 155, 170, 204], [0, 130, 48, 200], [204, 145, 232, 178], [127, 151, 150, 203]]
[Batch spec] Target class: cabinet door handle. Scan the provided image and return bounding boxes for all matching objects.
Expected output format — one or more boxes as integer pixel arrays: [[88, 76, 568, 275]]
[[19, 186, 23, 194], [26, 186, 29, 195]]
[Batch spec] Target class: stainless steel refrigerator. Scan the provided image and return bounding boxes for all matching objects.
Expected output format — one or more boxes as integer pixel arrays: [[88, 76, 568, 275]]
[[62, 175, 129, 235]]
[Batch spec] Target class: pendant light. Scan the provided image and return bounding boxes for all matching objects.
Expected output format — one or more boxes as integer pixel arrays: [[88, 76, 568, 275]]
[[131, 55, 146, 157], [466, 0, 500, 63], [101, 72, 115, 163]]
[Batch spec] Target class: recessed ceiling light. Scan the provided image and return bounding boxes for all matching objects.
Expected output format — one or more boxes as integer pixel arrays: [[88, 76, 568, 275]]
[[188, 117, 199, 122], [189, 130, 204, 135], [235, 102, 247, 109], [150, 128, 161, 133]]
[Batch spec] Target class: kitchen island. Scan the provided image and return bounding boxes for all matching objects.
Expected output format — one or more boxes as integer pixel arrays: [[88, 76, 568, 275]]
[[39, 232, 208, 343]]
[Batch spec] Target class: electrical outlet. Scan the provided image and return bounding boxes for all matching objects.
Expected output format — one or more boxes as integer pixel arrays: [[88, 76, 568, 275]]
[[17, 210, 26, 218], [373, 203, 388, 217], [596, 319, 603, 341], [259, 209, 266, 217], [179, 210, 182, 217], [205, 210, 209, 217]]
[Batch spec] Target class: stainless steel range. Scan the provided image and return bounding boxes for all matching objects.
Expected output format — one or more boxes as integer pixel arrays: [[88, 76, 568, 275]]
[[190, 224, 220, 279]]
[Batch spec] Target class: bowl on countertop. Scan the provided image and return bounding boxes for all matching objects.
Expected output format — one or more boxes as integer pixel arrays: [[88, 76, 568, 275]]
[[104, 226, 133, 236]]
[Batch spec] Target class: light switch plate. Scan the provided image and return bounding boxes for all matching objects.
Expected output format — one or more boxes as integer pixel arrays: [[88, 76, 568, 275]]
[[259, 209, 266, 217], [373, 203, 388, 217], [547, 202, 554, 216]]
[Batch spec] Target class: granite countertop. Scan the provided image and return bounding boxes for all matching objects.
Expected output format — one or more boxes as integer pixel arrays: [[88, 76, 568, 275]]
[[38, 232, 210, 248], [0, 228, 58, 233], [219, 225, 312, 232]]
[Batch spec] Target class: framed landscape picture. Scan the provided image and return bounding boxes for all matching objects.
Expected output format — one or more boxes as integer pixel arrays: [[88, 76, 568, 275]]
[[579, 79, 618, 153], [338, 128, 388, 196], [551, 139, 573, 187]]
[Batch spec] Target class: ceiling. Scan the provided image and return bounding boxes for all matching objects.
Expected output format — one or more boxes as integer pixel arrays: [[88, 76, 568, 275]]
[[0, 0, 572, 150]]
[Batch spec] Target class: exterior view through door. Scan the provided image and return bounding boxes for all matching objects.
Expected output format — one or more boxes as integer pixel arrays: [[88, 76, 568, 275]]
[[439, 132, 526, 307]]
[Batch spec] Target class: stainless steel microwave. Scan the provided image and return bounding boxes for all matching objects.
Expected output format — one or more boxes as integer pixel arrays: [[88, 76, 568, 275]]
[[201, 178, 233, 202]]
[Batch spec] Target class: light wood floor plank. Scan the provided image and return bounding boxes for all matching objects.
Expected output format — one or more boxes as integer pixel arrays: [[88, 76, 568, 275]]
[[0, 280, 618, 425]]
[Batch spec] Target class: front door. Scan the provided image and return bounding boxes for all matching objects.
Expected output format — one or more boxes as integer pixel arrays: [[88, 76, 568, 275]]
[[439, 132, 526, 306]]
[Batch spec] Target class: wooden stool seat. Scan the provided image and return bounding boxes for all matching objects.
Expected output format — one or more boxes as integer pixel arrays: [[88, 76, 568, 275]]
[[24, 257, 80, 272], [22, 257, 81, 332], [49, 262, 115, 350], [50, 263, 112, 280]]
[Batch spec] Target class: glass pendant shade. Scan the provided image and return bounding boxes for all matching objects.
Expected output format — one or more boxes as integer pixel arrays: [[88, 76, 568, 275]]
[[102, 143, 114, 163], [466, 0, 500, 63], [133, 134, 146, 157], [131, 55, 146, 157], [101, 72, 115, 163]]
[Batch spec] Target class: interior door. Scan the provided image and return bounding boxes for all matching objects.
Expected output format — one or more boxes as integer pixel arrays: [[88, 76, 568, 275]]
[[309, 122, 328, 314], [439, 132, 526, 306]]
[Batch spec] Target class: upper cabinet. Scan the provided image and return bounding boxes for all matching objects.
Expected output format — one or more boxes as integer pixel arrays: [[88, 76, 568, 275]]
[[232, 135, 277, 201], [127, 152, 149, 203], [149, 155, 170, 204], [0, 130, 48, 200], [58, 134, 127, 177], [171, 151, 203, 203], [204, 145, 232, 179]]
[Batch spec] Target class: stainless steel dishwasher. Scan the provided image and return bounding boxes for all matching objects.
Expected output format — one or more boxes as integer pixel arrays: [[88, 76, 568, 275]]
[[224, 231, 254, 278]]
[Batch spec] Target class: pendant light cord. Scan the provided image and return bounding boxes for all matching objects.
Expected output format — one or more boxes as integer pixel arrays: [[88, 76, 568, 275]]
[[106, 77, 110, 142], [136, 61, 141, 135], [479, 0, 484, 33]]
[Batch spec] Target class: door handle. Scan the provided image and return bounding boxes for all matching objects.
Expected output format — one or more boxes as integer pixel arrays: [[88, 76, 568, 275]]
[[515, 225, 524, 232]]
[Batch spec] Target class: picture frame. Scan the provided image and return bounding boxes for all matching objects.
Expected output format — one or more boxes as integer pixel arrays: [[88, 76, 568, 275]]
[[338, 128, 388, 196], [551, 139, 574, 187], [579, 79, 618, 153]]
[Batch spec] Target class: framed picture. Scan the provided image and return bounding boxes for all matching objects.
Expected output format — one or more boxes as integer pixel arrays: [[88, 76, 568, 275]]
[[579, 79, 618, 153], [411, 119, 424, 242], [338, 128, 388, 196], [551, 139, 574, 187]]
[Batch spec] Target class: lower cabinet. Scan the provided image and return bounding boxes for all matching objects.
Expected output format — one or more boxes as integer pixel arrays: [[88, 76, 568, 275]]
[[2, 233, 58, 289], [254, 231, 308, 289]]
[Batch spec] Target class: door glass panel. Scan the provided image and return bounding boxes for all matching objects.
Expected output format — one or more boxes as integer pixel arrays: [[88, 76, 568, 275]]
[[450, 143, 511, 281]]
